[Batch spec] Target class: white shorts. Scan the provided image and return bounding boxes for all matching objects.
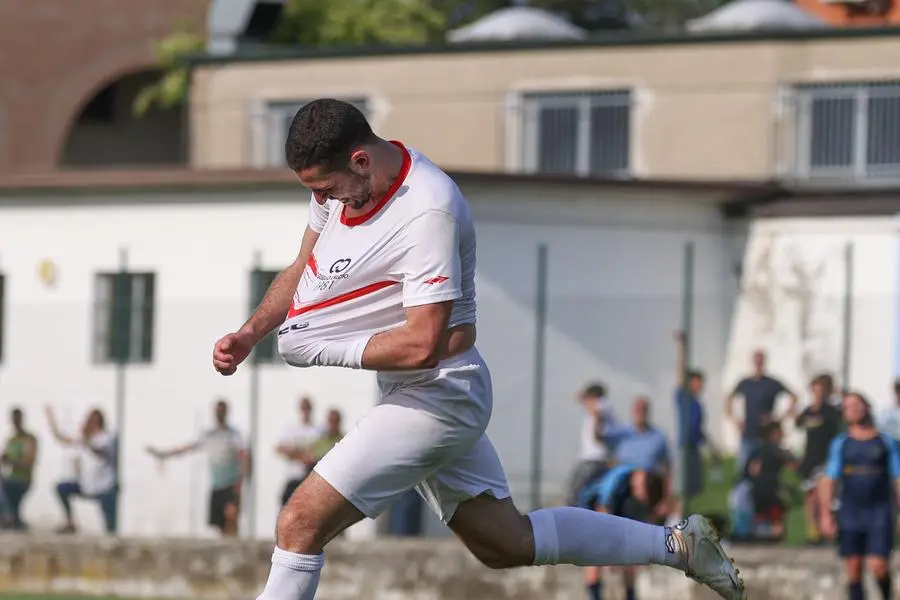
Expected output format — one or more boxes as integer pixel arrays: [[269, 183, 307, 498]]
[[313, 346, 510, 523]]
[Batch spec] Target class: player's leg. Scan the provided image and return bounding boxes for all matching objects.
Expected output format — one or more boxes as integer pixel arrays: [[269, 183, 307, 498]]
[[584, 566, 603, 600], [839, 530, 865, 600], [436, 435, 745, 600], [866, 521, 893, 600], [257, 401, 483, 600], [622, 567, 638, 600]]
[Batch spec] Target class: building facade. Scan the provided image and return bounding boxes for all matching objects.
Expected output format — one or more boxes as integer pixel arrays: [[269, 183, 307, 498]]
[[0, 171, 745, 538], [189, 28, 900, 186]]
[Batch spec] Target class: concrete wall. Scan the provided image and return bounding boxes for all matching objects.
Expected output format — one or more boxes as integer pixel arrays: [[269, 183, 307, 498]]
[[190, 33, 900, 179], [721, 216, 900, 452], [0, 181, 732, 538], [0, 536, 892, 600]]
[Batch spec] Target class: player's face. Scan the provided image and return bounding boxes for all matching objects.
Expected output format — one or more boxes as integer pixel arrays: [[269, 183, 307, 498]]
[[843, 394, 867, 425], [810, 382, 825, 405], [297, 160, 373, 210]]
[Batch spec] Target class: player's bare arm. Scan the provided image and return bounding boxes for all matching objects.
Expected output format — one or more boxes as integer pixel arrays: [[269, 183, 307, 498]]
[[360, 302, 475, 371], [213, 224, 319, 376]]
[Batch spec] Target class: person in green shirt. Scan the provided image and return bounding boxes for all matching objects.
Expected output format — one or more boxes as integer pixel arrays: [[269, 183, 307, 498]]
[[1, 408, 38, 530], [311, 409, 344, 463]]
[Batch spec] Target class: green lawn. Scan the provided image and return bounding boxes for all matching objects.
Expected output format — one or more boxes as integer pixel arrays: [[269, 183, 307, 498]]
[[686, 456, 810, 546]]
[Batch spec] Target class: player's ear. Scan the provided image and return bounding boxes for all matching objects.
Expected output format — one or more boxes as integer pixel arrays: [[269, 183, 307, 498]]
[[348, 149, 370, 173]]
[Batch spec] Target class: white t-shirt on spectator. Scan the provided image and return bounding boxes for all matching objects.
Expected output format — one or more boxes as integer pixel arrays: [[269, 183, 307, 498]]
[[278, 423, 322, 480], [579, 398, 615, 462], [79, 431, 117, 496]]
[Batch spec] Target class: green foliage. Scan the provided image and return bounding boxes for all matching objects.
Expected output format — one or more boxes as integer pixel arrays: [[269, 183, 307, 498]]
[[132, 21, 204, 117], [270, 0, 447, 46]]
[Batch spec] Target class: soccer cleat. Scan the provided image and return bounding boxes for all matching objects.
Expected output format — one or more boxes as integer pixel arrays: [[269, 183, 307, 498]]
[[671, 515, 747, 600]]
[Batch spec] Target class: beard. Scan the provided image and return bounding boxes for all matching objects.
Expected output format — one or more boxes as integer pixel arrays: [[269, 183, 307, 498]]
[[337, 173, 372, 209]]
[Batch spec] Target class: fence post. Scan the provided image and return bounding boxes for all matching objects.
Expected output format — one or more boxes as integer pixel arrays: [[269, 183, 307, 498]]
[[114, 246, 128, 535], [247, 250, 263, 539], [680, 241, 695, 515], [841, 242, 854, 393], [530, 244, 549, 511]]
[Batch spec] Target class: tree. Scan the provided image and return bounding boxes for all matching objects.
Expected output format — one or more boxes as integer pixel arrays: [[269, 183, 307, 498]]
[[270, 0, 447, 46], [132, 21, 204, 117]]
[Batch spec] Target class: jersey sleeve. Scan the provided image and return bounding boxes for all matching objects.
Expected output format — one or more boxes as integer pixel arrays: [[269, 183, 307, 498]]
[[883, 434, 900, 479], [824, 434, 847, 479], [393, 210, 462, 308], [307, 195, 331, 233]]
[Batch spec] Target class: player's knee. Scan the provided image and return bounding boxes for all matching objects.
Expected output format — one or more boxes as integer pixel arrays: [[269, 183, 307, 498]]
[[869, 557, 889, 579]]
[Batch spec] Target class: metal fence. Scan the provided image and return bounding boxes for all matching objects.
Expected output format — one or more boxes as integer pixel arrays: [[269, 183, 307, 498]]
[[0, 224, 874, 542]]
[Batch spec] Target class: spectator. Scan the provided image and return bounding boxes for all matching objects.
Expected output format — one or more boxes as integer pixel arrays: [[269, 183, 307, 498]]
[[821, 393, 898, 600], [311, 409, 344, 463], [566, 383, 616, 506], [673, 331, 715, 502], [1, 408, 37, 530], [743, 422, 795, 539], [46, 406, 118, 534], [795, 373, 843, 545], [578, 465, 666, 600], [147, 398, 249, 537], [876, 379, 900, 441], [726, 349, 797, 473], [275, 396, 321, 507]]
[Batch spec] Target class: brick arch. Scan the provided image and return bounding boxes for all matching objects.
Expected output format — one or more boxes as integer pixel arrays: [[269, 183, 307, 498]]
[[46, 43, 160, 166]]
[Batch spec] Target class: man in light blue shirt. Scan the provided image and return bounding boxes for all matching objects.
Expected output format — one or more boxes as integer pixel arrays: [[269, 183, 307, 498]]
[[606, 397, 671, 476]]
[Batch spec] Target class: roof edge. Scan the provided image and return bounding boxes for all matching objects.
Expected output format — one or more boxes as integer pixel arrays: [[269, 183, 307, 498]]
[[0, 168, 776, 196], [187, 25, 900, 66]]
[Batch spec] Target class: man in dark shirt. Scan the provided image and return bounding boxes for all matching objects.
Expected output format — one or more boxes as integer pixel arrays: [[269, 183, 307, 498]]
[[726, 350, 797, 473], [795, 373, 843, 545], [821, 393, 900, 600]]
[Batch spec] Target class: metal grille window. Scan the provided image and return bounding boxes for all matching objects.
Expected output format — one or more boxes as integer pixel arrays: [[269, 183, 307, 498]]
[[250, 269, 281, 363], [263, 98, 369, 167], [93, 272, 155, 364], [795, 81, 900, 180], [521, 90, 631, 177]]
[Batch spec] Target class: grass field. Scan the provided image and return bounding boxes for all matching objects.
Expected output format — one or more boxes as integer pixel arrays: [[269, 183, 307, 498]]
[[688, 456, 810, 546]]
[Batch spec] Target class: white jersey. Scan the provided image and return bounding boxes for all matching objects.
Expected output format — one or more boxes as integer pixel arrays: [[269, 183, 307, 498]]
[[277, 143, 477, 370]]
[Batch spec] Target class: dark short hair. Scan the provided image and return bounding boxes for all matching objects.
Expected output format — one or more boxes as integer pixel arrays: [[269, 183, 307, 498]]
[[644, 471, 665, 508], [811, 373, 834, 390], [687, 369, 705, 382], [285, 99, 374, 172], [11, 407, 22, 419], [582, 383, 607, 399]]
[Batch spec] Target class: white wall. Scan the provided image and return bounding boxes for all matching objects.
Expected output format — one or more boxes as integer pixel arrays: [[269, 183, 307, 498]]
[[0, 183, 735, 537], [721, 216, 900, 454]]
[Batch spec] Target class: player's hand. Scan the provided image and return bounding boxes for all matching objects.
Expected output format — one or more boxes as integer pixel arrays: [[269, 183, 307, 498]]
[[213, 331, 254, 376], [820, 513, 837, 540]]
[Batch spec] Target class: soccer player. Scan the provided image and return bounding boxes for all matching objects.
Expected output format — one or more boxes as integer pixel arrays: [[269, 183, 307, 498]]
[[578, 465, 667, 600], [821, 393, 900, 600], [211, 99, 745, 600]]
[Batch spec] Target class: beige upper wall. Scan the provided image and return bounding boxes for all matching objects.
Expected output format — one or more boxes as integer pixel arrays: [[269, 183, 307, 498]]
[[190, 34, 900, 179]]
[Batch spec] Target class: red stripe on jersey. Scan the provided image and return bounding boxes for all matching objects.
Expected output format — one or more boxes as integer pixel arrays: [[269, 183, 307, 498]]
[[341, 141, 412, 227], [285, 280, 398, 319], [308, 254, 318, 276]]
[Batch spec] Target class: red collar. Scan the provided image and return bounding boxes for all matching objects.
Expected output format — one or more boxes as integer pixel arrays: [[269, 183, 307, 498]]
[[341, 141, 411, 227]]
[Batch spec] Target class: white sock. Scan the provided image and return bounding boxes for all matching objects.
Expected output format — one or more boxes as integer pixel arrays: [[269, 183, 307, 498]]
[[256, 547, 324, 600], [527, 507, 685, 568]]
